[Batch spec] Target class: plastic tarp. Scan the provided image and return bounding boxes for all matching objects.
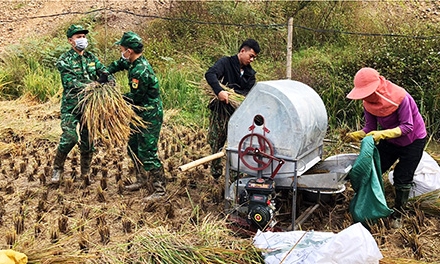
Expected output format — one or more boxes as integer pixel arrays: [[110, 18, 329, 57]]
[[253, 222, 382, 264], [389, 151, 440, 198], [348, 136, 393, 223]]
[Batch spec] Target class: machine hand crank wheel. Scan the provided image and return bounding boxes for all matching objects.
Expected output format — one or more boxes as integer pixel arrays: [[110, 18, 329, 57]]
[[238, 133, 274, 171]]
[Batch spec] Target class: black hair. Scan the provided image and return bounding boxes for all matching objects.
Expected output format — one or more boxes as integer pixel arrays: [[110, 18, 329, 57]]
[[238, 39, 260, 54]]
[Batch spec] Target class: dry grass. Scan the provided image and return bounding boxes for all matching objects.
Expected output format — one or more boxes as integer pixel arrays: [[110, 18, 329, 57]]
[[409, 189, 440, 216], [97, 214, 262, 263]]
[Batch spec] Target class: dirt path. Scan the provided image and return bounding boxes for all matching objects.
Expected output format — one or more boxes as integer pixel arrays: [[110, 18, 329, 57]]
[[0, 0, 170, 50]]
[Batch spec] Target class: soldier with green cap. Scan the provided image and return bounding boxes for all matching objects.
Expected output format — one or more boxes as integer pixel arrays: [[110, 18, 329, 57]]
[[52, 24, 113, 185], [107, 31, 166, 199]]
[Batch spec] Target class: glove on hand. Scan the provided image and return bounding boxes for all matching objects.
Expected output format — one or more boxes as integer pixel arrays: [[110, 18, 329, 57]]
[[366, 127, 402, 143], [97, 73, 109, 84], [346, 130, 366, 142]]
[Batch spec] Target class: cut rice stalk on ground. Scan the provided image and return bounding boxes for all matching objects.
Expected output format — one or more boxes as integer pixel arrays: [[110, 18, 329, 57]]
[[408, 189, 440, 216]]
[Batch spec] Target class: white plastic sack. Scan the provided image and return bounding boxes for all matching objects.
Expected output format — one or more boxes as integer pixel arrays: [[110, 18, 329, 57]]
[[253, 223, 382, 264], [388, 151, 440, 198]]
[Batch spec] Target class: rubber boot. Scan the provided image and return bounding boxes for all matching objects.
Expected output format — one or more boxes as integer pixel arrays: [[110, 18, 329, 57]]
[[51, 150, 68, 183], [125, 168, 149, 192], [391, 184, 411, 229], [80, 152, 93, 186], [144, 166, 166, 200], [211, 159, 223, 180]]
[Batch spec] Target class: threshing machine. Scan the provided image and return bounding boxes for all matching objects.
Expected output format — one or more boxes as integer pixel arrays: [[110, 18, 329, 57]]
[[224, 80, 355, 231]]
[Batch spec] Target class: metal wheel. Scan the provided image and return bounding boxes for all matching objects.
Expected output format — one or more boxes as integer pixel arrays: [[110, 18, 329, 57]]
[[238, 133, 274, 171]]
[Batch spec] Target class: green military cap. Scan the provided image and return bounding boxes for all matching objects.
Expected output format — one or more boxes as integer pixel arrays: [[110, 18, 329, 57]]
[[115, 31, 143, 49], [66, 24, 89, 38]]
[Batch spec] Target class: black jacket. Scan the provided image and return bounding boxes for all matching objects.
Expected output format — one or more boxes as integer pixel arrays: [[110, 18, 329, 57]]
[[205, 54, 256, 96]]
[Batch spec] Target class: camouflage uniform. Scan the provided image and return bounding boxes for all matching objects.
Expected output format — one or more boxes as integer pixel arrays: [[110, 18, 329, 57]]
[[52, 24, 112, 184], [108, 32, 165, 195], [108, 57, 163, 172], [57, 48, 110, 153]]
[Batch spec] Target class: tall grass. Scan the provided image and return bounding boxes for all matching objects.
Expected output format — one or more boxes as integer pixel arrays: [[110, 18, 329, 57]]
[[1, 1, 440, 135], [158, 65, 209, 127], [22, 63, 61, 102]]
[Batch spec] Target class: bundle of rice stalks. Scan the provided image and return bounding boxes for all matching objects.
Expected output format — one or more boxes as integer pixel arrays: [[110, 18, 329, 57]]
[[76, 83, 148, 148], [202, 80, 245, 116], [219, 85, 245, 108], [409, 189, 440, 216], [98, 214, 263, 263], [14, 234, 97, 263]]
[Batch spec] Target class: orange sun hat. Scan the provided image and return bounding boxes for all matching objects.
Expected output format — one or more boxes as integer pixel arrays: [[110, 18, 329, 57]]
[[347, 67, 380, 100]]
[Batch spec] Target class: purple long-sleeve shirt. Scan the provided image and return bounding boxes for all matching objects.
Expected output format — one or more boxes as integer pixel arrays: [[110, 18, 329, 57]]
[[362, 93, 427, 147]]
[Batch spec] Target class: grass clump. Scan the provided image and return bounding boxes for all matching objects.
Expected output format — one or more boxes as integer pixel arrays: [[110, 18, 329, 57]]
[[99, 214, 263, 264]]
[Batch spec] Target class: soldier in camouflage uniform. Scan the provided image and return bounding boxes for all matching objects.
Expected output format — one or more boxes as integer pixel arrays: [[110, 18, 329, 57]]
[[205, 39, 260, 180], [107, 32, 166, 198], [52, 24, 113, 185]]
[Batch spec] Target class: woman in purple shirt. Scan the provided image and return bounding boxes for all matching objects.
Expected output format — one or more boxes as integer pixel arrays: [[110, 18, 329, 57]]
[[346, 67, 427, 228]]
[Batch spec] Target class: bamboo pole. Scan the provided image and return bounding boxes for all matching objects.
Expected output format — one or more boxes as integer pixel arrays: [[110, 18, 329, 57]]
[[286, 17, 293, 79], [178, 152, 225, 172]]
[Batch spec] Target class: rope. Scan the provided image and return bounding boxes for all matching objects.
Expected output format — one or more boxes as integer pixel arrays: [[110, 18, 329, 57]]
[[0, 8, 438, 40]]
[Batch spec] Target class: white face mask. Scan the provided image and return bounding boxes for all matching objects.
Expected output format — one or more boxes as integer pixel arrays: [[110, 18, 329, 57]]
[[75, 38, 88, 51], [121, 49, 130, 61]]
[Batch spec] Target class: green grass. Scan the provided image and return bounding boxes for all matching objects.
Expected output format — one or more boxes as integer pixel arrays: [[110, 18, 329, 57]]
[[0, 1, 440, 135]]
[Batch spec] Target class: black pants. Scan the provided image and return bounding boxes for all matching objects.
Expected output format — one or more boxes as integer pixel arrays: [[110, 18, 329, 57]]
[[376, 137, 426, 185]]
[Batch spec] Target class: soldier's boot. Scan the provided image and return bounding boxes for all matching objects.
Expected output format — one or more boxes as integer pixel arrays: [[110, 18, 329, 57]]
[[80, 152, 93, 186], [125, 168, 150, 192], [144, 166, 167, 200], [391, 184, 411, 229], [51, 150, 68, 183]]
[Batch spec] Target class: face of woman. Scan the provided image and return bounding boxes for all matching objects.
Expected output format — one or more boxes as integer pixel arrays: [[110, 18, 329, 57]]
[[363, 92, 379, 103]]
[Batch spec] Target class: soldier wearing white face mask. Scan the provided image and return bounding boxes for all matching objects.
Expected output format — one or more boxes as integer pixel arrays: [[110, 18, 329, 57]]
[[51, 24, 114, 186]]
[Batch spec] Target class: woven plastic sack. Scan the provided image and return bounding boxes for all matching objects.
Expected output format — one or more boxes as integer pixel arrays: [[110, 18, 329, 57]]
[[348, 136, 393, 223]]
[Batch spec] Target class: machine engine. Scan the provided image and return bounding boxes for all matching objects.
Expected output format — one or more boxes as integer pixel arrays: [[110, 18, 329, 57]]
[[239, 178, 276, 230]]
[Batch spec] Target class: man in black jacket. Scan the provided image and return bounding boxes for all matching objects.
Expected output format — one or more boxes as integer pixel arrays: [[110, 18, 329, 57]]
[[205, 39, 260, 180]]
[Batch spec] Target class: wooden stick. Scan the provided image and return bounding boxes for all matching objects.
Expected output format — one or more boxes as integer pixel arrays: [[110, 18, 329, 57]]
[[178, 151, 225, 172]]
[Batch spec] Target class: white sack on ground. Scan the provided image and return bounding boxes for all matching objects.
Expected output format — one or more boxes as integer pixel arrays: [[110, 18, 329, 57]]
[[389, 151, 440, 198], [253, 223, 382, 264]]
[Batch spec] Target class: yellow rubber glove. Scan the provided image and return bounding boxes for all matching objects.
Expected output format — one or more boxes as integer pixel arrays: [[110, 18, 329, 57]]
[[346, 130, 366, 142], [366, 127, 402, 143]]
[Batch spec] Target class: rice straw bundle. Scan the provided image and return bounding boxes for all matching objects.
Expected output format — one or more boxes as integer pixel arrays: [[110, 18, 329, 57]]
[[220, 84, 245, 108], [202, 81, 246, 130], [202, 80, 245, 108], [98, 214, 262, 263], [409, 189, 440, 215], [76, 83, 148, 148]]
